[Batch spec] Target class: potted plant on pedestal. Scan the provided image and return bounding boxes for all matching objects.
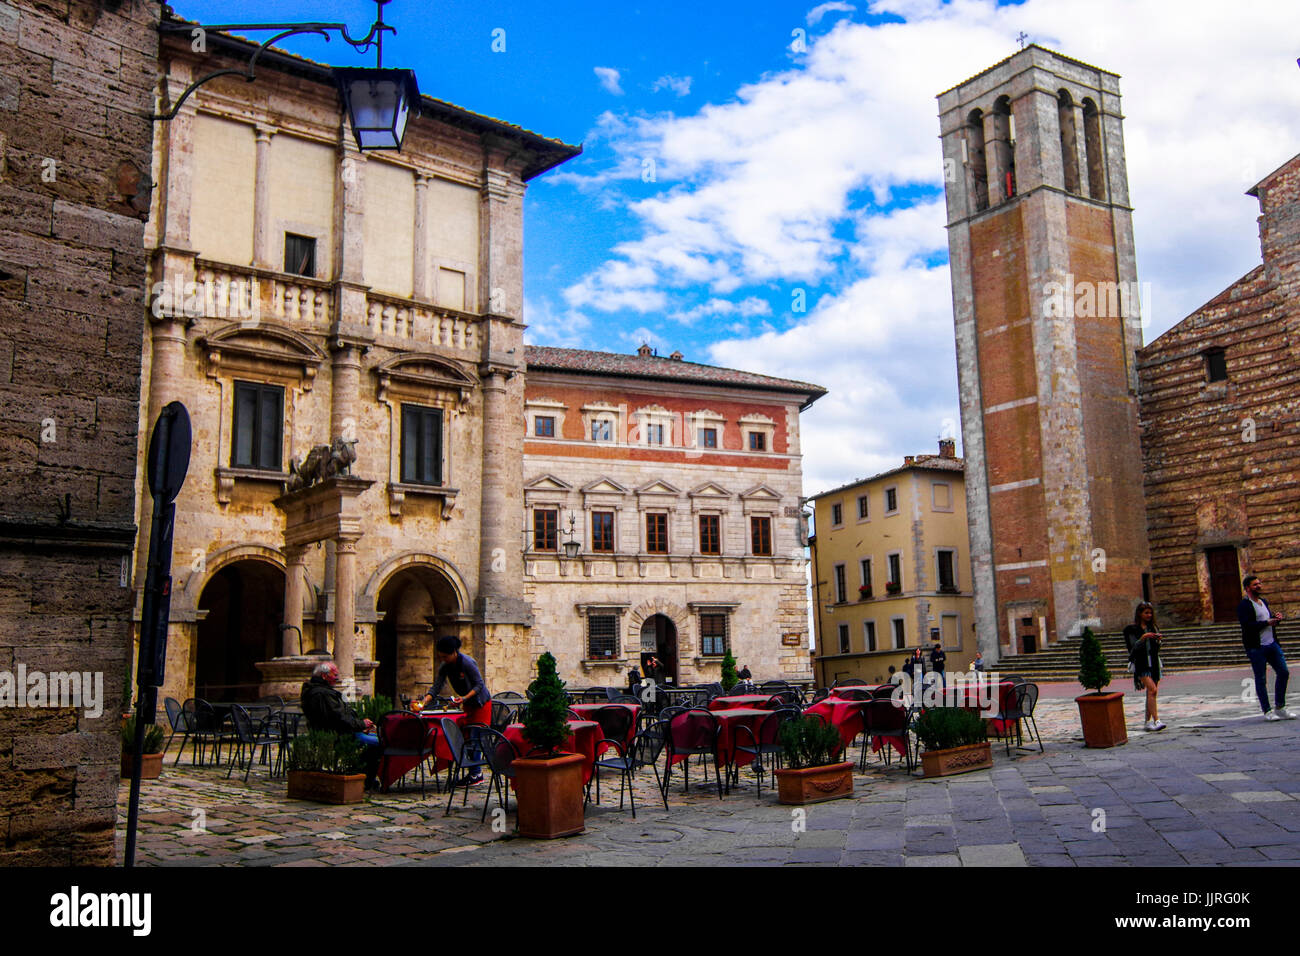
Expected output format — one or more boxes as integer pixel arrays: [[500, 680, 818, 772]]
[[515, 651, 585, 838], [720, 650, 739, 693], [120, 716, 165, 779], [1075, 627, 1127, 748], [915, 707, 992, 777], [286, 730, 367, 804], [773, 716, 854, 805]]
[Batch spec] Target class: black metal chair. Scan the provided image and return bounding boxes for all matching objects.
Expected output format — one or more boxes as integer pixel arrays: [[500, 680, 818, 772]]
[[701, 682, 724, 699], [192, 698, 231, 766], [731, 707, 799, 798], [871, 684, 900, 699], [589, 720, 669, 817], [377, 711, 436, 796], [835, 687, 872, 701], [224, 704, 281, 782], [809, 687, 831, 704], [832, 677, 869, 688], [610, 694, 640, 705], [162, 697, 194, 764], [990, 682, 1042, 755], [442, 718, 489, 816], [863, 698, 913, 771], [476, 727, 520, 824], [766, 690, 801, 710], [591, 705, 636, 755], [658, 705, 688, 725], [662, 710, 722, 799], [489, 700, 515, 732]]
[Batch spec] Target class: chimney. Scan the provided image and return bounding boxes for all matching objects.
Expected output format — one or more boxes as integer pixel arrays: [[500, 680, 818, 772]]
[[903, 455, 915, 466], [636, 343, 652, 357], [938, 438, 956, 459], [669, 350, 683, 361]]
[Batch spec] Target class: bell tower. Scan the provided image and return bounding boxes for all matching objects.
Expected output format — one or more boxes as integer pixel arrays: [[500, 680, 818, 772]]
[[937, 46, 1150, 658]]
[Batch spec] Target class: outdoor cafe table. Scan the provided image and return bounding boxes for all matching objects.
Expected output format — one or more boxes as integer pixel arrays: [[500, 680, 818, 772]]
[[804, 696, 869, 751], [708, 694, 774, 712], [378, 710, 464, 790], [828, 684, 892, 698], [504, 719, 601, 785], [569, 702, 640, 752], [948, 680, 1017, 734], [664, 708, 771, 770]]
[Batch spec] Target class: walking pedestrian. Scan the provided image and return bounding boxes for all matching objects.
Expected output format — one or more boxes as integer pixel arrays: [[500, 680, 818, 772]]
[[1124, 602, 1164, 731], [1238, 575, 1293, 720]]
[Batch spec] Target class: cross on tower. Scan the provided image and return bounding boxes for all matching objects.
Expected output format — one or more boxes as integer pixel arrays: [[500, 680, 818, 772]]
[[1016, 32, 1029, 49]]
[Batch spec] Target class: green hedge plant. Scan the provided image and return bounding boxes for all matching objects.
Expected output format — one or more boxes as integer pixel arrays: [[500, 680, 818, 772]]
[[120, 715, 165, 754], [720, 650, 739, 692], [355, 694, 394, 724], [286, 729, 365, 775], [522, 651, 570, 757], [1077, 627, 1112, 693], [914, 706, 987, 752], [778, 716, 845, 769]]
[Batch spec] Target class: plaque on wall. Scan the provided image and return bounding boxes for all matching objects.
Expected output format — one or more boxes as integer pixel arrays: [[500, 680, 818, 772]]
[[782, 632, 803, 646]]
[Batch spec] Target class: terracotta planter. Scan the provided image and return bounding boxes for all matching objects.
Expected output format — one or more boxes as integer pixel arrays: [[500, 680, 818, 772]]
[[920, 741, 992, 777], [773, 761, 854, 805], [1076, 692, 1128, 748], [120, 751, 163, 780], [513, 752, 586, 839], [287, 770, 366, 804]]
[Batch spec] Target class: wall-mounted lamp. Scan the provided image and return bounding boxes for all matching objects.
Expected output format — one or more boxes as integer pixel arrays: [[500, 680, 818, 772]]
[[561, 512, 581, 560]]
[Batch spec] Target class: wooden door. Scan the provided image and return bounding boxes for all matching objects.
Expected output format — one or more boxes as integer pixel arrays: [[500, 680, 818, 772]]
[[1206, 547, 1241, 623]]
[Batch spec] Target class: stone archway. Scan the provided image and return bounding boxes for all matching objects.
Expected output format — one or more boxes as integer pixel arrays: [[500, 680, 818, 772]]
[[371, 558, 466, 704], [629, 600, 690, 685], [195, 558, 284, 701]]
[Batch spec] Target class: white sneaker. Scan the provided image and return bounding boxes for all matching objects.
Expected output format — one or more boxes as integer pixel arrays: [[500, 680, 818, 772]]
[[1265, 711, 1282, 722], [1152, 720, 1166, 731], [1143, 719, 1157, 731], [1277, 708, 1297, 720]]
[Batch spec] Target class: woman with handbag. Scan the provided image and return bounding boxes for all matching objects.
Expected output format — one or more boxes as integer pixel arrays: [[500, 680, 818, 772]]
[[1124, 602, 1164, 731]]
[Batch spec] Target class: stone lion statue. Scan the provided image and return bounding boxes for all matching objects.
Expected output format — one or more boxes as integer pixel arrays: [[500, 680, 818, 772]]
[[287, 436, 357, 492]]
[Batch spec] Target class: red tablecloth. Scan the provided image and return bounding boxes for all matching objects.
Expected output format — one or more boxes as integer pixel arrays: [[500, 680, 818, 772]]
[[569, 702, 640, 753], [804, 698, 867, 750], [949, 680, 1016, 734], [708, 694, 775, 712], [504, 720, 601, 785], [664, 708, 771, 769], [378, 710, 464, 789]]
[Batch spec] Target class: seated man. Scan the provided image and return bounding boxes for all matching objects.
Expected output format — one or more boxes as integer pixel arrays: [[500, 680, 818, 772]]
[[300, 661, 381, 789]]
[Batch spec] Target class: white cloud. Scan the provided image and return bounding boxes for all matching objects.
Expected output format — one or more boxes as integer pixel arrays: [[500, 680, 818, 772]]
[[807, 2, 855, 25], [523, 298, 592, 348], [560, 0, 1300, 491], [594, 66, 624, 96], [651, 75, 692, 97], [671, 296, 773, 325]]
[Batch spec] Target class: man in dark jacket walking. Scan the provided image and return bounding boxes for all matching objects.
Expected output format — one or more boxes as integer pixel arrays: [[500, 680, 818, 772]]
[[1238, 575, 1293, 721], [301, 661, 381, 787]]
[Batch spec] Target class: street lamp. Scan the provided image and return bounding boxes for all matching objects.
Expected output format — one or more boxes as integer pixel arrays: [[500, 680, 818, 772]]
[[561, 512, 582, 560], [153, 0, 420, 152]]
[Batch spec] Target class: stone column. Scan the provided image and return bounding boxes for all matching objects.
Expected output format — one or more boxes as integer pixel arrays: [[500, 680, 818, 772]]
[[330, 341, 362, 440], [252, 125, 275, 269], [412, 172, 430, 300], [335, 535, 360, 690], [477, 368, 513, 595], [282, 545, 307, 655]]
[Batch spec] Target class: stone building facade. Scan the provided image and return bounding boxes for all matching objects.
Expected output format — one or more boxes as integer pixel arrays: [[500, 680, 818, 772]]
[[937, 46, 1151, 661], [809, 442, 975, 686], [0, 0, 158, 865], [1137, 153, 1300, 624], [521, 345, 824, 688], [135, 25, 578, 705]]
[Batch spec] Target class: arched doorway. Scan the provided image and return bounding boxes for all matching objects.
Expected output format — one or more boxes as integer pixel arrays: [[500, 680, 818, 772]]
[[195, 560, 284, 702], [640, 614, 678, 685], [374, 564, 461, 704]]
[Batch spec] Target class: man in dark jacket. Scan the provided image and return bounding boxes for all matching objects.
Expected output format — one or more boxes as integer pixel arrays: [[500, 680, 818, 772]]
[[301, 661, 381, 787], [1238, 574, 1293, 721], [930, 643, 947, 690]]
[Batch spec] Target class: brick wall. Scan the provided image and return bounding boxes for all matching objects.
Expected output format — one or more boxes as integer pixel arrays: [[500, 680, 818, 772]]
[[0, 0, 157, 865]]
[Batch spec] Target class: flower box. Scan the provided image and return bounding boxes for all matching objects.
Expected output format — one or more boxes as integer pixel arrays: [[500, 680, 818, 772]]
[[919, 741, 992, 777], [514, 752, 586, 839], [120, 751, 163, 780], [287, 770, 366, 804], [773, 761, 855, 805]]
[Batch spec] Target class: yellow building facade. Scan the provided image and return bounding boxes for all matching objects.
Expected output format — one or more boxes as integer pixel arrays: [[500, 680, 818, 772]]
[[809, 441, 975, 686]]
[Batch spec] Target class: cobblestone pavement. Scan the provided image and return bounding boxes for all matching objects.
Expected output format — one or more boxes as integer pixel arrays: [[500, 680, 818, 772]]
[[117, 671, 1300, 866]]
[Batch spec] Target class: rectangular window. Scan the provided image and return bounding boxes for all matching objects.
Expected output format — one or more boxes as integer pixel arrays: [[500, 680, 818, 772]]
[[932, 482, 952, 510], [232, 381, 283, 471], [831, 503, 843, 526], [400, 404, 443, 485], [834, 564, 847, 604], [533, 508, 558, 551], [1205, 348, 1228, 383], [698, 514, 720, 555], [748, 431, 766, 451], [885, 487, 898, 513], [750, 516, 772, 556], [591, 511, 615, 552], [838, 624, 851, 655], [888, 553, 902, 591], [646, 423, 665, 445], [938, 549, 956, 590], [534, 416, 555, 437], [646, 512, 668, 553], [857, 494, 869, 519], [700, 427, 717, 448], [587, 615, 619, 659], [700, 613, 729, 656], [859, 558, 872, 594], [284, 233, 316, 277], [864, 620, 877, 652], [892, 618, 905, 649], [591, 419, 613, 442]]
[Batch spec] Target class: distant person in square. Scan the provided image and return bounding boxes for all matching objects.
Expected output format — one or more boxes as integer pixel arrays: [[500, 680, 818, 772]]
[[971, 651, 985, 673], [1124, 602, 1164, 731], [737, 664, 752, 680], [930, 643, 947, 689], [1238, 575, 1293, 720]]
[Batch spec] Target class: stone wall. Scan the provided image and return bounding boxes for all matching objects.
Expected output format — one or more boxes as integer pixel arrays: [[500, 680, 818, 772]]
[[0, 0, 158, 865]]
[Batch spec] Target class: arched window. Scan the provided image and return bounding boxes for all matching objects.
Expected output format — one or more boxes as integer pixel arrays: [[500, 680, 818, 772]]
[[992, 95, 1016, 200], [967, 108, 988, 212], [1082, 97, 1105, 200], [1058, 89, 1080, 195]]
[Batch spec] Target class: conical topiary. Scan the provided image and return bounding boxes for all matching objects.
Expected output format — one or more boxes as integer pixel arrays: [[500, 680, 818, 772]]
[[522, 651, 570, 756], [720, 650, 739, 692], [1077, 626, 1112, 693]]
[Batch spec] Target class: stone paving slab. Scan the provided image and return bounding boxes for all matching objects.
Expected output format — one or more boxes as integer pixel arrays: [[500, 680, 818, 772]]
[[116, 682, 1300, 866]]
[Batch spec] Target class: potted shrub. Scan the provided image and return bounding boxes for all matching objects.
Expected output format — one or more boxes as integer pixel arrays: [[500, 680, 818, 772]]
[[915, 706, 992, 777], [773, 716, 854, 805], [1076, 627, 1127, 748], [720, 650, 739, 692], [120, 716, 165, 779], [355, 694, 393, 724], [286, 730, 367, 804], [515, 651, 585, 838]]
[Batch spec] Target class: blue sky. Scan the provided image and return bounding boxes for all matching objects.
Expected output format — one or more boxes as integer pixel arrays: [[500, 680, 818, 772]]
[[173, 0, 1300, 494]]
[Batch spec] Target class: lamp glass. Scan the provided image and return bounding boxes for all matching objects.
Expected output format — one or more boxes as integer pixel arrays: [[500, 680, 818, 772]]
[[335, 67, 419, 151]]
